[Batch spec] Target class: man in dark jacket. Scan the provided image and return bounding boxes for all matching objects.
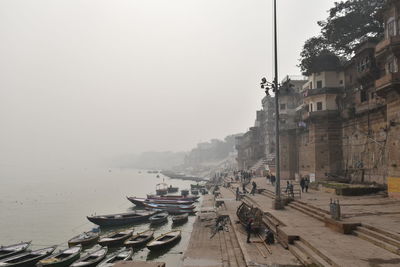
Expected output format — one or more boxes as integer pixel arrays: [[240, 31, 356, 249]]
[[246, 218, 253, 243]]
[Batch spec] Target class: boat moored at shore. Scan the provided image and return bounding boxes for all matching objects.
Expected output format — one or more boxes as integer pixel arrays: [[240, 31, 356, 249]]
[[0, 242, 31, 260], [87, 211, 156, 227]]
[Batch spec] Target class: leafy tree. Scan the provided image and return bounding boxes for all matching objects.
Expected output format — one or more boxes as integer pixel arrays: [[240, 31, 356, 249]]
[[299, 0, 385, 75], [319, 0, 385, 56]]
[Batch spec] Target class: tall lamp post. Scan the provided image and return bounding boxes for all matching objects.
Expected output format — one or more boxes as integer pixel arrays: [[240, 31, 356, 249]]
[[260, 0, 282, 209]]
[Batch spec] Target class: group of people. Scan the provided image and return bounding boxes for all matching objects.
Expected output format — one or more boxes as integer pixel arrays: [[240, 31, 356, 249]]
[[300, 176, 310, 193], [265, 173, 276, 185], [236, 180, 258, 200]]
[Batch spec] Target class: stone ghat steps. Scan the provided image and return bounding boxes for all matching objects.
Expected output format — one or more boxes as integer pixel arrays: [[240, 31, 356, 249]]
[[353, 225, 400, 256], [295, 200, 330, 215], [260, 189, 276, 199], [218, 218, 246, 267], [289, 238, 334, 267], [288, 202, 326, 222]]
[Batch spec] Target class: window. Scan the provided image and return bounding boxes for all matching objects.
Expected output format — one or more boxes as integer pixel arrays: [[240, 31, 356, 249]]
[[387, 18, 396, 38], [317, 102, 323, 111], [280, 104, 286, 110], [305, 104, 309, 112], [360, 91, 368, 102], [310, 103, 313, 112], [386, 56, 398, 74], [316, 81, 322, 88], [310, 82, 313, 89]]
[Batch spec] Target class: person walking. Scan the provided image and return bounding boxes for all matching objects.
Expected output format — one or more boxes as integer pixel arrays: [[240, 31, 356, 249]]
[[242, 183, 247, 194], [305, 177, 309, 193], [236, 187, 240, 201], [271, 174, 275, 186], [250, 181, 257, 195], [285, 181, 290, 193], [246, 218, 253, 243], [289, 182, 294, 198], [300, 177, 305, 193]]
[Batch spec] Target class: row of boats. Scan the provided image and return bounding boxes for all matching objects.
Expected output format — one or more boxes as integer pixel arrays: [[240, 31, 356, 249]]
[[0, 191, 200, 267], [0, 228, 182, 267], [87, 194, 199, 227]]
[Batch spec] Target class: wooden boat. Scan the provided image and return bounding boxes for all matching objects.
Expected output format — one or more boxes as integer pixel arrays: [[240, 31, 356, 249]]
[[0, 242, 31, 260], [97, 248, 132, 267], [144, 202, 195, 210], [167, 186, 179, 193], [98, 229, 133, 246], [155, 183, 168, 196], [149, 212, 168, 224], [180, 189, 189, 196], [68, 231, 99, 248], [147, 194, 200, 201], [190, 189, 199, 195], [146, 230, 181, 251], [124, 230, 154, 248], [152, 208, 196, 215], [172, 213, 189, 224], [190, 184, 205, 190], [236, 202, 263, 231], [38, 245, 82, 267], [87, 210, 156, 226], [126, 197, 146, 207], [127, 197, 194, 206], [70, 247, 107, 267], [0, 246, 56, 267]]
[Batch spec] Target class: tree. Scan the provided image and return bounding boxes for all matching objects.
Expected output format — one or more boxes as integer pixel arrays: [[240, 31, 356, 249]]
[[299, 36, 329, 76], [319, 0, 385, 56], [299, 0, 385, 75]]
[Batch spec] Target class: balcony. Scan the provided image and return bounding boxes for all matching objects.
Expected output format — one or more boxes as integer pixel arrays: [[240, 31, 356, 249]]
[[304, 87, 343, 98], [375, 35, 400, 58], [355, 99, 386, 115], [375, 72, 400, 96], [302, 110, 339, 121]]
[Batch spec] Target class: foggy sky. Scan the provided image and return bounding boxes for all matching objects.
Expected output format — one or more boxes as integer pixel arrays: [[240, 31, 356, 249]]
[[0, 0, 336, 168]]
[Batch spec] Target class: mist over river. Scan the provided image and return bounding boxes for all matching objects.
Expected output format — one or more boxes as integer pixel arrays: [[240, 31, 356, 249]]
[[0, 167, 198, 266]]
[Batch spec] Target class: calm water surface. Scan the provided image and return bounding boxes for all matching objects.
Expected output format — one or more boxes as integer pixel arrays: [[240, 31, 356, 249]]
[[0, 167, 199, 266]]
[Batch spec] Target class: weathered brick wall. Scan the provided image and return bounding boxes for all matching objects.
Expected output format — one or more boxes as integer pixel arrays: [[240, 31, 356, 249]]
[[279, 130, 297, 180], [342, 108, 388, 184]]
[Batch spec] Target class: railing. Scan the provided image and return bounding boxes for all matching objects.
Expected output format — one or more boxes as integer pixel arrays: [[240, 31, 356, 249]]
[[375, 35, 400, 55], [375, 72, 400, 91]]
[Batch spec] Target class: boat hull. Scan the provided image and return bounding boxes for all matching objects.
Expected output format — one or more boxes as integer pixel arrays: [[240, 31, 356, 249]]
[[0, 247, 56, 267], [146, 231, 181, 251], [68, 233, 99, 248], [0, 242, 31, 260], [87, 211, 155, 227], [124, 231, 154, 248]]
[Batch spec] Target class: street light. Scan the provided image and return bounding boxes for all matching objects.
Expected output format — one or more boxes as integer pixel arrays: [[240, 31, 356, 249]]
[[260, 0, 282, 210]]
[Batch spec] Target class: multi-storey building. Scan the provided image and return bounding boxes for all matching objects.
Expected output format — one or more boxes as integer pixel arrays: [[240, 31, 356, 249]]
[[279, 76, 306, 179], [296, 70, 345, 181], [236, 0, 400, 197], [374, 0, 400, 198]]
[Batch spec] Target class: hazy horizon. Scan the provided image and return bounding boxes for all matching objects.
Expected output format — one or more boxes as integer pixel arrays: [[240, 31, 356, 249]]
[[0, 0, 337, 169]]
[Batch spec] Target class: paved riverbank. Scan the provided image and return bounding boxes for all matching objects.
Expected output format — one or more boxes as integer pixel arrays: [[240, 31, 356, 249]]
[[183, 175, 400, 266]]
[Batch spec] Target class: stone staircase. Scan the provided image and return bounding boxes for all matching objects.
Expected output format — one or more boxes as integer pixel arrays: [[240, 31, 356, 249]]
[[353, 224, 400, 256], [288, 201, 330, 222], [249, 158, 266, 173], [289, 238, 335, 267], [218, 217, 247, 267]]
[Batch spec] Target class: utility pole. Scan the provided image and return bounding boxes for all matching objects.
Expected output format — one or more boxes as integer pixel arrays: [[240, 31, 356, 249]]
[[260, 0, 281, 209], [273, 0, 281, 209]]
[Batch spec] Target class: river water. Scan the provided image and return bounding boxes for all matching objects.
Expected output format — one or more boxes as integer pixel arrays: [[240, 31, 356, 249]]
[[0, 167, 199, 266]]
